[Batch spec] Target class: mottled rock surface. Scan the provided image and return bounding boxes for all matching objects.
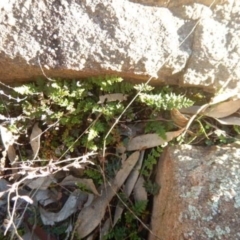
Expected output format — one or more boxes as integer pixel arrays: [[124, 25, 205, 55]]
[[149, 145, 240, 240], [0, 0, 240, 94]]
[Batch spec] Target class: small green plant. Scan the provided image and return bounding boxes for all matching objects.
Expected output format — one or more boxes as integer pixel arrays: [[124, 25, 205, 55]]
[[84, 168, 104, 185], [0, 76, 200, 239], [1, 76, 194, 158], [141, 146, 162, 178], [105, 200, 148, 240]]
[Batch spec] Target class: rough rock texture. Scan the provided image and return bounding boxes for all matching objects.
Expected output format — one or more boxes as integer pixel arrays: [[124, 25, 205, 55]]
[[0, 0, 240, 94], [149, 145, 240, 240]]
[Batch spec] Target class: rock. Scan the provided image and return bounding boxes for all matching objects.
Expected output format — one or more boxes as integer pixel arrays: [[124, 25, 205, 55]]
[[0, 0, 239, 95], [149, 144, 240, 240]]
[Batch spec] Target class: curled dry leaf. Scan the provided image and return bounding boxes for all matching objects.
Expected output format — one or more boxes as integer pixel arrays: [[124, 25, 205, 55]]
[[30, 123, 42, 159], [98, 93, 128, 104], [203, 99, 240, 118], [171, 108, 189, 127], [127, 130, 184, 151], [76, 151, 140, 238], [84, 194, 94, 207], [40, 189, 84, 225], [34, 189, 58, 206]]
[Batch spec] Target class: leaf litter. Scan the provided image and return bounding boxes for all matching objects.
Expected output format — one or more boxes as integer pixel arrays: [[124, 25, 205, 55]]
[[0, 80, 240, 240]]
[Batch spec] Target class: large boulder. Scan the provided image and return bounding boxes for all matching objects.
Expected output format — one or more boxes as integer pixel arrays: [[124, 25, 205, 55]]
[[0, 0, 239, 94], [149, 144, 240, 240]]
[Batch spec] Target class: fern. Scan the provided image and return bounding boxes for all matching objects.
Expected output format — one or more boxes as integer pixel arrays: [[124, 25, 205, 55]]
[[132, 200, 148, 216], [84, 168, 103, 185], [141, 146, 162, 177], [144, 180, 160, 195], [144, 121, 167, 139], [88, 76, 133, 93], [134, 83, 154, 92], [138, 92, 193, 110]]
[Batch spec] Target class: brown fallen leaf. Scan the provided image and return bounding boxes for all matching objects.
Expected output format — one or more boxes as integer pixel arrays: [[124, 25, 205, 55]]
[[214, 116, 240, 126], [76, 151, 140, 238], [127, 130, 184, 151], [30, 123, 42, 159], [180, 99, 240, 119], [171, 108, 189, 127], [203, 99, 240, 118]]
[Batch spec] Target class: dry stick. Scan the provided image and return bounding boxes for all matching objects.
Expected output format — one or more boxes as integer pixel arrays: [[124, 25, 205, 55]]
[[0, 83, 27, 102], [10, 188, 38, 240], [5, 175, 33, 240]]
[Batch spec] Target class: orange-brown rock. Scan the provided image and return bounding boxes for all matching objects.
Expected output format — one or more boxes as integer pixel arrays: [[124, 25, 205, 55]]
[[149, 145, 240, 240]]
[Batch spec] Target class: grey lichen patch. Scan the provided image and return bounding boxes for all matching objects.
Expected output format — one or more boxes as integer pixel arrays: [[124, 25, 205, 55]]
[[204, 225, 231, 239], [187, 205, 201, 220], [171, 145, 240, 239], [180, 186, 202, 199]]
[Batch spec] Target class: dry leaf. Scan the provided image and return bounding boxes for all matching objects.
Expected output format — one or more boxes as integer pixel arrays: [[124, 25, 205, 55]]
[[34, 189, 58, 206], [76, 151, 140, 238], [214, 116, 240, 126], [30, 123, 42, 159], [127, 130, 184, 151], [40, 189, 83, 225], [210, 90, 238, 105], [100, 218, 111, 240], [0, 126, 17, 170], [98, 93, 128, 104], [180, 106, 202, 115], [24, 175, 54, 190], [113, 151, 144, 226], [171, 108, 189, 127], [60, 175, 100, 196], [84, 194, 94, 207], [133, 176, 147, 202], [22, 231, 40, 240], [203, 99, 240, 118]]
